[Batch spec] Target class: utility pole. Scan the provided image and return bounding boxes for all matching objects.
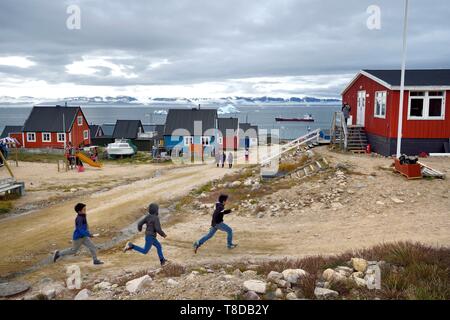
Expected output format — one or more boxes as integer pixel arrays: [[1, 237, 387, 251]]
[[396, 0, 409, 158]]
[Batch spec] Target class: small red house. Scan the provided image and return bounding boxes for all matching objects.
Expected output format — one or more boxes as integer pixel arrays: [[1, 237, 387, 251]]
[[342, 69, 450, 156], [19, 106, 91, 149]]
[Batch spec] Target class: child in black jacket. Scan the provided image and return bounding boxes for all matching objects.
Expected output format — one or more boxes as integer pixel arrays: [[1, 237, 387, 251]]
[[193, 194, 237, 253]]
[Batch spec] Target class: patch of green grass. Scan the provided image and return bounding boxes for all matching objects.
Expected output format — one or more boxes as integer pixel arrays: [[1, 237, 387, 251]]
[[103, 151, 155, 165], [16, 152, 64, 163], [0, 201, 13, 214]]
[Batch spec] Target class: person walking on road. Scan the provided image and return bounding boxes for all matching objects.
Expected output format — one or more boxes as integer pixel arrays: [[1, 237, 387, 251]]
[[227, 152, 234, 169]]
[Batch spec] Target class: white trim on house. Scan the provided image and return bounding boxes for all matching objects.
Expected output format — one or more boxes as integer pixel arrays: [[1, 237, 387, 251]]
[[201, 136, 211, 145], [374, 91, 387, 119], [183, 136, 193, 146], [27, 132, 36, 142], [407, 90, 446, 121], [77, 115, 83, 126], [22, 132, 25, 148], [341, 70, 450, 95], [57, 132, 66, 143], [83, 130, 89, 140], [42, 132, 52, 142]]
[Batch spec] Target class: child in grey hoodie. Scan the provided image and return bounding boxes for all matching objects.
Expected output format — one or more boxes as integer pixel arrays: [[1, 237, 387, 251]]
[[123, 203, 169, 266]]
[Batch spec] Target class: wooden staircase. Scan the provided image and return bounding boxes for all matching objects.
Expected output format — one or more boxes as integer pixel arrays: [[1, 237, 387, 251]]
[[330, 112, 368, 152]]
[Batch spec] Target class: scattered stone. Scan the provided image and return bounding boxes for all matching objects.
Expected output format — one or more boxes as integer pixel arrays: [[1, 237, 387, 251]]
[[243, 270, 257, 277], [243, 280, 267, 294], [167, 279, 179, 287], [233, 269, 243, 277], [126, 275, 153, 294], [353, 277, 367, 288], [74, 289, 91, 300], [267, 271, 283, 283], [275, 288, 284, 299], [41, 288, 56, 300], [282, 269, 307, 284], [286, 292, 298, 300], [0, 281, 31, 298], [351, 258, 368, 273], [94, 281, 112, 291], [322, 269, 346, 282], [335, 266, 353, 277], [390, 197, 404, 204], [314, 287, 339, 299], [231, 181, 242, 187], [243, 291, 261, 300]]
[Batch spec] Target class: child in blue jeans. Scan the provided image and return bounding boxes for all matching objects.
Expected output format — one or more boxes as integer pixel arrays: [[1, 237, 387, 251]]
[[123, 203, 169, 266], [193, 194, 237, 253]]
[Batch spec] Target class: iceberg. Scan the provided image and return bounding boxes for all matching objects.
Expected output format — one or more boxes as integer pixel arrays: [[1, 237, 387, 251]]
[[217, 104, 240, 115]]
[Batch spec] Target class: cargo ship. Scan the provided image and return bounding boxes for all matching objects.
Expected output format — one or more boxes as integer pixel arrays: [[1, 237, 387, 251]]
[[275, 114, 314, 122]]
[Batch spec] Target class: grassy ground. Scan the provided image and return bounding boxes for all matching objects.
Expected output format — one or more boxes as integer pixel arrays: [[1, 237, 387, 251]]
[[227, 241, 449, 300]]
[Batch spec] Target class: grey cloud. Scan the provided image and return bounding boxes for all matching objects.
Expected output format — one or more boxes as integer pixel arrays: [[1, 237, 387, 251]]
[[0, 0, 449, 96]]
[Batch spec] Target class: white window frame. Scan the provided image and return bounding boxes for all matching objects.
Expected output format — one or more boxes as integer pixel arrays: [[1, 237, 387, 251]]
[[77, 115, 83, 126], [27, 132, 36, 142], [57, 133, 66, 143], [374, 91, 387, 119], [201, 136, 211, 145], [42, 132, 52, 142], [218, 136, 223, 145], [83, 130, 89, 140], [408, 91, 445, 120], [184, 136, 193, 146]]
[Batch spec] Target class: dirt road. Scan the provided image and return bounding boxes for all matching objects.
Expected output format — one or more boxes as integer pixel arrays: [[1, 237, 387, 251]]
[[0, 163, 239, 277]]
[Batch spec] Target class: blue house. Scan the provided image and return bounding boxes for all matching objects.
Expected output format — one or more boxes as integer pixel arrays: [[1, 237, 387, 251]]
[[164, 108, 218, 160], [239, 123, 259, 149]]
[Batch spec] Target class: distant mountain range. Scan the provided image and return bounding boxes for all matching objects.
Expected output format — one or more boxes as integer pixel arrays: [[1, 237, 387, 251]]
[[0, 95, 341, 105]]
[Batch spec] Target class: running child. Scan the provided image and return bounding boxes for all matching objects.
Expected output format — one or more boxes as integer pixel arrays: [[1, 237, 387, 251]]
[[123, 203, 169, 266], [53, 203, 104, 265], [193, 194, 237, 253]]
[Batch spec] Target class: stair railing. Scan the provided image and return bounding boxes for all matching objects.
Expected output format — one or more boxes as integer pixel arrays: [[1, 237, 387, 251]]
[[330, 111, 348, 151]]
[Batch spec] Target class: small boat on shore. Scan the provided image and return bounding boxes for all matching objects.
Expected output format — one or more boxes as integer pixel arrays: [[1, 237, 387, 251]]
[[275, 114, 314, 122], [106, 139, 137, 158]]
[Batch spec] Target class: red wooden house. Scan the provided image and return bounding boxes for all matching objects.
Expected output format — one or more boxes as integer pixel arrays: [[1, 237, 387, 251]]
[[342, 69, 450, 156], [16, 106, 91, 149]]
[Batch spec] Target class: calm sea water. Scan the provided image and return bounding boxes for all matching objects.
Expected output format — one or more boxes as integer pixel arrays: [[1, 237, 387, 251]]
[[0, 103, 340, 140]]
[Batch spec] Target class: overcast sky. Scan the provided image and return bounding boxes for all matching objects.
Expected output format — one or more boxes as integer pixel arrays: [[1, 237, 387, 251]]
[[0, 0, 449, 99]]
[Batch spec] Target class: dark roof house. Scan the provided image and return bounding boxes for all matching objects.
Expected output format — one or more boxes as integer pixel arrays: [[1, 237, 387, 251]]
[[101, 123, 116, 137], [112, 120, 144, 139], [1, 126, 23, 138], [164, 108, 217, 136], [23, 106, 83, 132], [343, 69, 450, 94], [89, 125, 104, 138], [218, 118, 239, 136]]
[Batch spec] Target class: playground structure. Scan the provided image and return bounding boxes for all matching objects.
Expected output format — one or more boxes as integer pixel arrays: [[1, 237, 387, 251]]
[[0, 149, 25, 197], [58, 151, 103, 172]]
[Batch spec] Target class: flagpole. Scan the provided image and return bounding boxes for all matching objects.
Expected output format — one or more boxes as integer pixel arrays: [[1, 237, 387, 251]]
[[396, 0, 409, 158]]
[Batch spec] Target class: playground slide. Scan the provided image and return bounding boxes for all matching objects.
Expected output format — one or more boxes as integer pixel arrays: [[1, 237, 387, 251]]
[[76, 152, 103, 168]]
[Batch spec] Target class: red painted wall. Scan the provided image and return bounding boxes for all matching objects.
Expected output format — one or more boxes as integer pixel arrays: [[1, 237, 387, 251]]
[[69, 109, 91, 147], [343, 74, 450, 139], [22, 109, 91, 149], [388, 91, 450, 139], [222, 136, 238, 151], [342, 74, 391, 137]]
